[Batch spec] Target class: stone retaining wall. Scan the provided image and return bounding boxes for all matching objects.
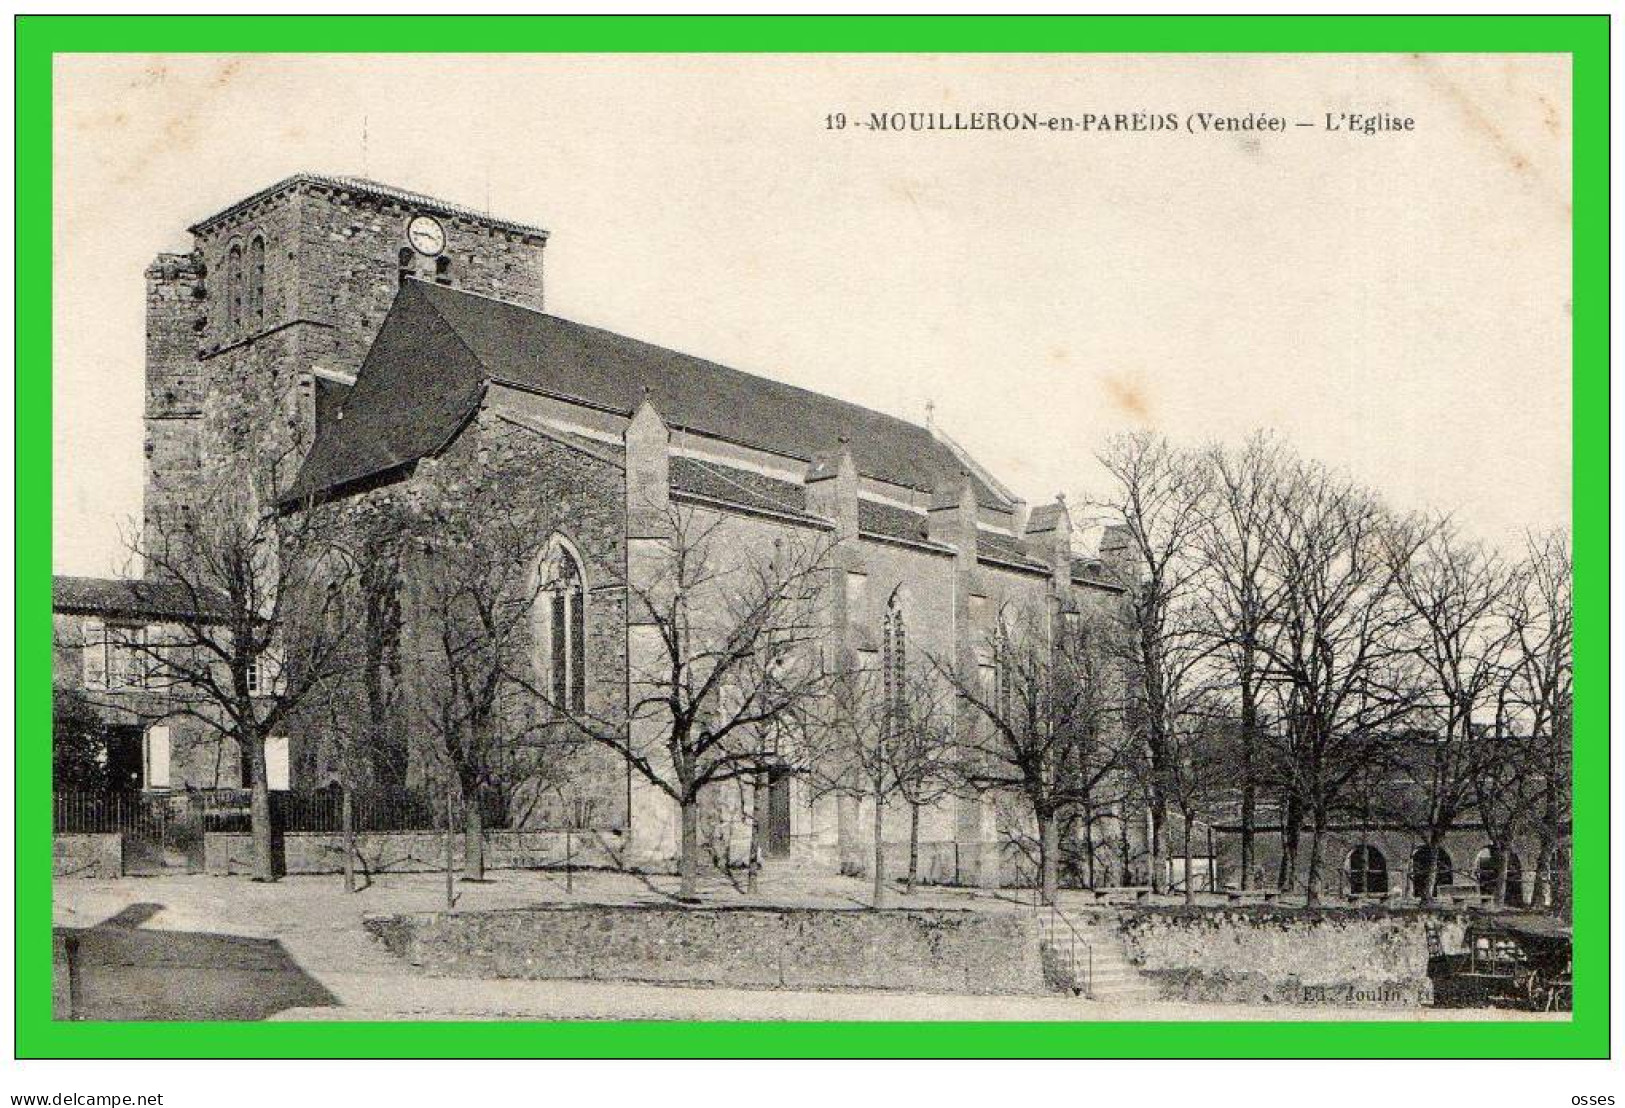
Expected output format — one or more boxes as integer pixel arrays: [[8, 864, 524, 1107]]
[[365, 904, 1046, 995], [204, 829, 628, 876], [53, 833, 123, 879], [1117, 906, 1472, 1007]]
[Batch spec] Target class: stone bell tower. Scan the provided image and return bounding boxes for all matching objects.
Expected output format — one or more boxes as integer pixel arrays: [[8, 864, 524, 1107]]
[[143, 174, 550, 536]]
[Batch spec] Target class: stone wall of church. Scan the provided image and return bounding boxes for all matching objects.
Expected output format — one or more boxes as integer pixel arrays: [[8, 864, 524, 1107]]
[[148, 180, 549, 543], [300, 414, 633, 828], [143, 252, 206, 539]]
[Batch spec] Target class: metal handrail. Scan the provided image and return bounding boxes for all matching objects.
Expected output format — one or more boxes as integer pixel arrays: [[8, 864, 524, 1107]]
[[1039, 901, 1093, 998]]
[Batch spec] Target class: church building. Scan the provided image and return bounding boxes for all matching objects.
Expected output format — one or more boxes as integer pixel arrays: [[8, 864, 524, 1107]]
[[144, 174, 1128, 884]]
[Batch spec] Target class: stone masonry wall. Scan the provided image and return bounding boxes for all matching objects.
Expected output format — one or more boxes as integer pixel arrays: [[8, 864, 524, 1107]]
[[204, 829, 629, 876], [54, 834, 123, 879], [299, 410, 632, 817], [1117, 906, 1473, 1007], [365, 905, 1047, 995]]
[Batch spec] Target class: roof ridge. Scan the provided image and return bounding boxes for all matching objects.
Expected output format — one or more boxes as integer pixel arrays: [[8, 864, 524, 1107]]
[[414, 280, 936, 438], [187, 173, 550, 239]]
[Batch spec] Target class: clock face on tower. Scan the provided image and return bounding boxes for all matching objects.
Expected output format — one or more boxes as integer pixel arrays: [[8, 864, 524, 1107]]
[[406, 214, 446, 257]]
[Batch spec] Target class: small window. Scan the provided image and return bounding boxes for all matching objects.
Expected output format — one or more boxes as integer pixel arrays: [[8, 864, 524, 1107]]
[[227, 243, 243, 328], [248, 235, 266, 323], [434, 255, 452, 285], [245, 656, 259, 695]]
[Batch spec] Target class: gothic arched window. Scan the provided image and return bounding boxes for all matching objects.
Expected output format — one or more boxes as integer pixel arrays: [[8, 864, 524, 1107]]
[[226, 243, 244, 328], [248, 235, 266, 323], [882, 589, 907, 734], [539, 541, 587, 712]]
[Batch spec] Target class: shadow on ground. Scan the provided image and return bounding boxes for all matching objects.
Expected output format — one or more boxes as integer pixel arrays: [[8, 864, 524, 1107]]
[[56, 903, 338, 1021]]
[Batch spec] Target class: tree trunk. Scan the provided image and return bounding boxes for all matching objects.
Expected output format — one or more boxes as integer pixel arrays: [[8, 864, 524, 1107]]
[[1149, 795, 1168, 894], [678, 796, 700, 901], [341, 785, 356, 894], [872, 790, 887, 908], [1493, 847, 1511, 908], [1038, 810, 1059, 906], [1183, 811, 1196, 907], [1304, 813, 1324, 907], [906, 802, 921, 895], [748, 773, 768, 895], [1083, 800, 1097, 889], [1118, 809, 1133, 886], [1418, 841, 1439, 905], [1238, 672, 1257, 891], [1278, 792, 1302, 892], [1532, 838, 1554, 910], [462, 796, 484, 882], [443, 783, 455, 909], [246, 735, 277, 883]]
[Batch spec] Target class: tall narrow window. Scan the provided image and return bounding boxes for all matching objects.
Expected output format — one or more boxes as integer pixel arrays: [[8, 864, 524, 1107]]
[[226, 243, 243, 328], [540, 542, 587, 712], [248, 235, 266, 323], [882, 590, 907, 734]]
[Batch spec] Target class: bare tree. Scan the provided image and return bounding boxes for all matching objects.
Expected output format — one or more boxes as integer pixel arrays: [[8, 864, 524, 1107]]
[[1192, 431, 1289, 888], [1474, 529, 1572, 908], [890, 674, 961, 895], [1094, 431, 1214, 893], [1159, 659, 1235, 905], [1257, 460, 1422, 905], [396, 453, 575, 883], [1386, 517, 1517, 902], [111, 379, 354, 882], [538, 506, 839, 901], [936, 599, 1125, 905], [811, 664, 958, 905]]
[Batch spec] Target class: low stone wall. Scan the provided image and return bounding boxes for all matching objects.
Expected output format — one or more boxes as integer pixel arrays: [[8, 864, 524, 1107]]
[[52, 932, 77, 1020], [1117, 906, 1471, 1007], [365, 904, 1046, 995], [53, 833, 122, 879], [204, 829, 628, 876]]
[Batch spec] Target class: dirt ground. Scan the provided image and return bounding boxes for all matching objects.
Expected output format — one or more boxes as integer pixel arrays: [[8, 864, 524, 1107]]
[[52, 870, 1563, 1023]]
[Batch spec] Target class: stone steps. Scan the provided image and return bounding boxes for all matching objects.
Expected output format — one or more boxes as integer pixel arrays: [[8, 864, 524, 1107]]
[[1036, 908, 1161, 1004]]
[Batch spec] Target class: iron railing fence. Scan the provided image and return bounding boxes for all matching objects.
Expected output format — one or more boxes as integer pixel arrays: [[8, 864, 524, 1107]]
[[52, 788, 455, 834]]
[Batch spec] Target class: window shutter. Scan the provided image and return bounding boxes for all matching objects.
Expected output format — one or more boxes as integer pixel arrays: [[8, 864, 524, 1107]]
[[82, 619, 106, 690], [145, 725, 171, 789], [265, 736, 291, 791]]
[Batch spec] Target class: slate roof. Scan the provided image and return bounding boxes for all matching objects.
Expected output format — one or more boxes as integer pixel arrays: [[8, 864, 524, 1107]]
[[291, 280, 1010, 506], [977, 530, 1049, 571], [1071, 556, 1124, 591], [53, 576, 232, 623], [858, 500, 932, 545], [189, 174, 550, 240], [669, 457, 818, 521], [1026, 502, 1067, 534]]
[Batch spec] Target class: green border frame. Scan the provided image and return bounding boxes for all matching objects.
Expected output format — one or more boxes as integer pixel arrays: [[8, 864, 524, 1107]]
[[16, 14, 1609, 1059]]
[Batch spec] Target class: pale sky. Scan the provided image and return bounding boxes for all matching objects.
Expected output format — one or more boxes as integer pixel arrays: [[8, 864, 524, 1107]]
[[53, 53, 1572, 575]]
